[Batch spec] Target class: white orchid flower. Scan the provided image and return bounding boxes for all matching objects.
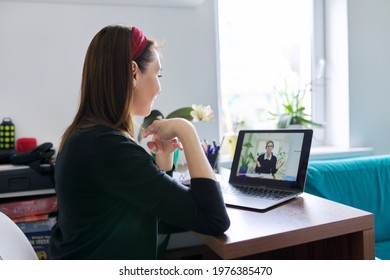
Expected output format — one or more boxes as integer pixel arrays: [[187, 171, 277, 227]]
[[190, 105, 214, 122]]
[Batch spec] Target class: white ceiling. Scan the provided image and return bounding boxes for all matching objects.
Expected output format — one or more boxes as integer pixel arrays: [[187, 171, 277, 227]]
[[0, 0, 206, 8]]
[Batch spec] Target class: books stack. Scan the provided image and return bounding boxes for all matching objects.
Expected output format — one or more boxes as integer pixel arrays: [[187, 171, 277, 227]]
[[0, 195, 57, 259]]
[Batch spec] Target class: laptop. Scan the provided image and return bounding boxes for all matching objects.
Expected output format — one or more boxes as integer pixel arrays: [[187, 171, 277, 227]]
[[220, 129, 313, 211]]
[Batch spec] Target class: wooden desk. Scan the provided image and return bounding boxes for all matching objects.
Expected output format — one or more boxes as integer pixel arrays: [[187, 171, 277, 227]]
[[195, 169, 375, 260]]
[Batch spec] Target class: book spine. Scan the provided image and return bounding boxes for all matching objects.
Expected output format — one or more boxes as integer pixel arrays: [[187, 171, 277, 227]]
[[28, 234, 51, 260], [16, 216, 57, 260], [0, 196, 57, 219], [11, 213, 49, 223]]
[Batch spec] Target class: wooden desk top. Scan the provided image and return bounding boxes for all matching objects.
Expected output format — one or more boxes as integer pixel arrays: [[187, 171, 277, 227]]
[[195, 169, 374, 259]]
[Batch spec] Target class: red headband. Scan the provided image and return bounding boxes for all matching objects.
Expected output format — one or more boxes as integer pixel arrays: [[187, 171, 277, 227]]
[[131, 26, 147, 60]]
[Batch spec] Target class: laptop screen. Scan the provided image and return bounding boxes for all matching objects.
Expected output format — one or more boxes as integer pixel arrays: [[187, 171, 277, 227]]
[[229, 129, 313, 190]]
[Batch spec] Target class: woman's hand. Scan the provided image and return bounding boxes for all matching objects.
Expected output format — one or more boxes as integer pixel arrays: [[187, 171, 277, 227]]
[[146, 134, 183, 155], [142, 118, 215, 180], [142, 119, 186, 171], [142, 118, 187, 154]]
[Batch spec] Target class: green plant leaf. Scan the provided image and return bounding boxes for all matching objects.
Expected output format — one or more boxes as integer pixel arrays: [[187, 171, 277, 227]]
[[240, 151, 255, 166], [166, 107, 193, 120], [284, 104, 293, 114], [269, 83, 324, 128], [137, 110, 164, 142], [296, 107, 305, 114], [243, 142, 253, 148]]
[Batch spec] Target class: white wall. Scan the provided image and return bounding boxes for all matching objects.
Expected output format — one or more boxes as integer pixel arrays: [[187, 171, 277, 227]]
[[2, 0, 390, 156], [0, 0, 220, 150], [318, 0, 390, 155], [324, 0, 350, 149], [347, 0, 390, 155]]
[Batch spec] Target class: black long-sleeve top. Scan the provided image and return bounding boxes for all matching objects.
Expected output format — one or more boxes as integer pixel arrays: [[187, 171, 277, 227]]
[[49, 125, 230, 259], [255, 153, 278, 175]]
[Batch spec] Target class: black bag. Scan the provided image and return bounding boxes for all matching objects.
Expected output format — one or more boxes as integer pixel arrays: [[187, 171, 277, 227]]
[[0, 149, 16, 164], [10, 142, 55, 177]]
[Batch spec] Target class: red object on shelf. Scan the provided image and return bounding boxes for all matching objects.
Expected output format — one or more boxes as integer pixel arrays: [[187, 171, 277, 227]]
[[16, 138, 37, 152], [0, 195, 57, 219]]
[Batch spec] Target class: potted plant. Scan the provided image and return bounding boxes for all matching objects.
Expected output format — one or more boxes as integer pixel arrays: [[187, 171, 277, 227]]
[[270, 82, 323, 129], [238, 142, 255, 174], [138, 104, 214, 166], [137, 104, 214, 142]]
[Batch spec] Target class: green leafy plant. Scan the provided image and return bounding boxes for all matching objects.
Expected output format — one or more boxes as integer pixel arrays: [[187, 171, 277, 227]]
[[240, 142, 255, 167], [138, 105, 214, 142], [270, 82, 323, 128], [240, 152, 256, 167]]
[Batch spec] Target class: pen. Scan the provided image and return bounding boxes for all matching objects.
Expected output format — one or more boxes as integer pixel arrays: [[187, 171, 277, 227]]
[[220, 136, 225, 147], [201, 141, 207, 154]]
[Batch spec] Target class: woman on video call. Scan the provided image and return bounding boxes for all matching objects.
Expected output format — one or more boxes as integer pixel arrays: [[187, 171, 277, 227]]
[[255, 140, 284, 175], [49, 24, 230, 260]]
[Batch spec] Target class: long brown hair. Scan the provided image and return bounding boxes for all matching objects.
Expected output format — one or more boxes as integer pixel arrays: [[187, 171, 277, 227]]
[[59, 25, 156, 151]]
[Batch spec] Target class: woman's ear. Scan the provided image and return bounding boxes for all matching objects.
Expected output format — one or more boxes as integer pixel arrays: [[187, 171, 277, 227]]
[[131, 61, 139, 86]]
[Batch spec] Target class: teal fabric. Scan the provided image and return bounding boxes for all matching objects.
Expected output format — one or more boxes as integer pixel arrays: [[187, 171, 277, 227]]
[[306, 155, 390, 260], [376, 240, 390, 260]]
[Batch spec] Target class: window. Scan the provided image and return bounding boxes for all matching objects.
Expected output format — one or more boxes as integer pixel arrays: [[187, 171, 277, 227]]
[[217, 0, 325, 145]]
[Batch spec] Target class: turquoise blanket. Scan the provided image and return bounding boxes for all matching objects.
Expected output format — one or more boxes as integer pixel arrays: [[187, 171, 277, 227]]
[[306, 155, 390, 260]]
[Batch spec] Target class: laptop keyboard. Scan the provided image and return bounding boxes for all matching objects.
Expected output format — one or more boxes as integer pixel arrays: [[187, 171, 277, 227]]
[[222, 184, 293, 200]]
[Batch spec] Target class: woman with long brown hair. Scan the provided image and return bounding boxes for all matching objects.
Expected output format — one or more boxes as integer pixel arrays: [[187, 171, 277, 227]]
[[49, 25, 230, 259]]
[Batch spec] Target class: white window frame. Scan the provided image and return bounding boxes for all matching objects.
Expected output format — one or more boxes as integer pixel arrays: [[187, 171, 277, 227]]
[[311, 0, 326, 146], [216, 0, 327, 147]]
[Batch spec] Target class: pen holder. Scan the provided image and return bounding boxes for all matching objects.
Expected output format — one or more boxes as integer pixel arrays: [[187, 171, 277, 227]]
[[207, 151, 219, 173]]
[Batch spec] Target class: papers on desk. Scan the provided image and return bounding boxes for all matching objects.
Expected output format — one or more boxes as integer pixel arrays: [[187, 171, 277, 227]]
[[241, 172, 274, 179], [173, 170, 191, 185]]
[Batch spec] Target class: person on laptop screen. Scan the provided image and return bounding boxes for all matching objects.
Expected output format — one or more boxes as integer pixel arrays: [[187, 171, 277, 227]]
[[255, 140, 284, 175], [49, 25, 230, 260]]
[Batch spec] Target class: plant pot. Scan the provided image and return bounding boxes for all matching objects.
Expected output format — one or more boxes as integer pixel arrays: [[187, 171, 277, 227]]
[[239, 166, 248, 174]]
